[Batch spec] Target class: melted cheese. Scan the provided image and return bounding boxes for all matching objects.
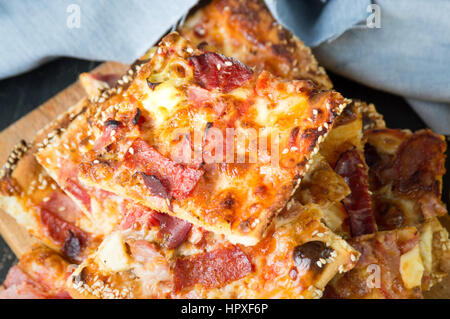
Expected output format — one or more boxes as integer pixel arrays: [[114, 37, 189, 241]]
[[400, 245, 424, 289], [141, 82, 184, 127], [97, 232, 131, 272]]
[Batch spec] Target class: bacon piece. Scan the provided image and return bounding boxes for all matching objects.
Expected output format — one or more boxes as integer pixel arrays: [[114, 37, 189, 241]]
[[125, 139, 203, 199], [59, 159, 92, 211], [189, 52, 253, 93], [187, 86, 226, 116], [64, 178, 91, 212], [120, 203, 191, 249], [120, 203, 159, 230], [174, 245, 252, 291], [334, 150, 377, 236], [153, 212, 192, 249], [141, 174, 170, 199], [40, 209, 88, 259], [393, 130, 446, 194], [40, 190, 82, 224], [128, 240, 162, 263]]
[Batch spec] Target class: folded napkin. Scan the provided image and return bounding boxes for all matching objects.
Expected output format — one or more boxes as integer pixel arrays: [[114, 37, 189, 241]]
[[0, 0, 448, 134]]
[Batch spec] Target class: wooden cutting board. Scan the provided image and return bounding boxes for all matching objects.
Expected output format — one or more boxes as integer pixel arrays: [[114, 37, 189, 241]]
[[0, 60, 448, 298], [0, 61, 128, 257]]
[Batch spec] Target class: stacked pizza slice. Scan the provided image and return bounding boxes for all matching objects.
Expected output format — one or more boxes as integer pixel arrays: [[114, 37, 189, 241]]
[[0, 0, 448, 299]]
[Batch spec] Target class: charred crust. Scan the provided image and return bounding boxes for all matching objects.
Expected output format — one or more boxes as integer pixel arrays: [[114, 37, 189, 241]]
[[72, 266, 88, 284], [62, 230, 82, 261], [132, 108, 141, 125], [104, 119, 122, 129], [146, 79, 161, 90]]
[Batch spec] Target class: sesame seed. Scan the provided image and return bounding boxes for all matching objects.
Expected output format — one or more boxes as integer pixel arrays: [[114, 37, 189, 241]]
[[42, 197, 50, 202], [129, 147, 134, 155], [224, 61, 233, 66], [216, 64, 221, 70]]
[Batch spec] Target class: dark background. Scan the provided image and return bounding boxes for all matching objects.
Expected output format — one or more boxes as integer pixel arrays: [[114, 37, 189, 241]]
[[0, 57, 448, 283]]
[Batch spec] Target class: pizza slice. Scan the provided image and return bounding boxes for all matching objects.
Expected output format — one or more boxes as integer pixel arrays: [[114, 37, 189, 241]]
[[66, 202, 358, 299], [179, 0, 332, 90], [0, 141, 101, 262], [36, 32, 348, 246], [324, 217, 450, 299], [365, 128, 447, 230], [0, 245, 73, 299], [296, 100, 381, 238]]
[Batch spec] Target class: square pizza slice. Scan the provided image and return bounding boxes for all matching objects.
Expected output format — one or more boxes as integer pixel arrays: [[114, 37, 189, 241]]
[[324, 217, 450, 299], [66, 202, 358, 299], [296, 100, 381, 238], [0, 141, 102, 262], [179, 0, 332, 90], [36, 32, 348, 245]]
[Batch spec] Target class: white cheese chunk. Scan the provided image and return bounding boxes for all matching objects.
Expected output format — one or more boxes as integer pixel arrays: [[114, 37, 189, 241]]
[[399, 245, 424, 289], [97, 232, 131, 272]]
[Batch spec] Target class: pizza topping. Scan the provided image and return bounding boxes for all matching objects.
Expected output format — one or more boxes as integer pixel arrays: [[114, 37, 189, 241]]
[[174, 245, 252, 291], [64, 178, 91, 212], [393, 130, 446, 194], [3, 266, 30, 288], [39, 190, 82, 224], [141, 173, 170, 200], [334, 150, 377, 236], [146, 79, 161, 90], [293, 241, 333, 275], [104, 119, 122, 129], [153, 212, 192, 249], [132, 108, 141, 125], [120, 203, 158, 230], [125, 139, 203, 199], [62, 230, 81, 261], [40, 209, 88, 259], [189, 52, 253, 93]]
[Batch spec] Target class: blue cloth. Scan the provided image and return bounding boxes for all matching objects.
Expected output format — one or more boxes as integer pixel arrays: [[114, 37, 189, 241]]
[[0, 0, 449, 133], [267, 0, 450, 134]]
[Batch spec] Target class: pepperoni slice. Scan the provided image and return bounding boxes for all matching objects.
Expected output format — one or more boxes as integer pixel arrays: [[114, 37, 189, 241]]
[[40, 209, 88, 259], [189, 52, 253, 93], [174, 245, 252, 291], [334, 150, 377, 236], [120, 203, 159, 230], [125, 139, 203, 199], [153, 212, 192, 249]]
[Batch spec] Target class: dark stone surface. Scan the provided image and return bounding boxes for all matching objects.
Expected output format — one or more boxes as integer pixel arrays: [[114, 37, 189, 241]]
[[0, 58, 447, 284]]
